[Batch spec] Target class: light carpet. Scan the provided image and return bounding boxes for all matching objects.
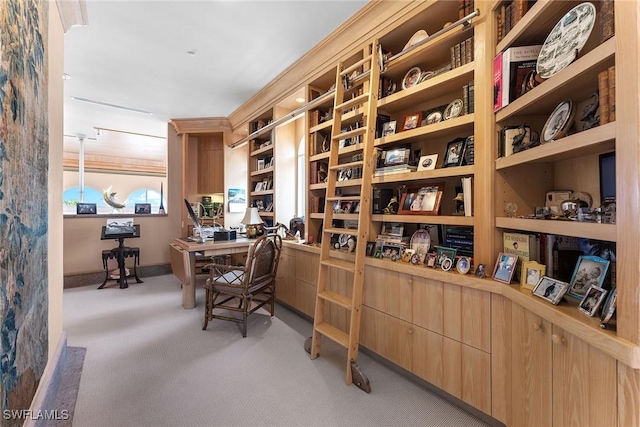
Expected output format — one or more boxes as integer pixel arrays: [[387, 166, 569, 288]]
[[63, 274, 493, 427]]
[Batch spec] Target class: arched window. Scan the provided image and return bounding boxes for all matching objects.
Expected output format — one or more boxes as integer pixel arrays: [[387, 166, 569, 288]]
[[62, 186, 105, 214], [126, 188, 166, 214]]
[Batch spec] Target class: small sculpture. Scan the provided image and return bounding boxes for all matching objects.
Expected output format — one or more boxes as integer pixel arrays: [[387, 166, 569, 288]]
[[383, 197, 399, 214], [579, 93, 600, 130], [103, 186, 127, 210]]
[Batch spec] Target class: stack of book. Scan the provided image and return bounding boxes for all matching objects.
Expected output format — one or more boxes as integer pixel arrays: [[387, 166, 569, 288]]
[[374, 164, 416, 177], [450, 36, 474, 69], [493, 45, 542, 112], [444, 226, 474, 257], [496, 0, 534, 43]]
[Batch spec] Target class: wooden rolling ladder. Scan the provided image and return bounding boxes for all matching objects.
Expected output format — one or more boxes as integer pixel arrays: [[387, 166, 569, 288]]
[[305, 42, 381, 393]]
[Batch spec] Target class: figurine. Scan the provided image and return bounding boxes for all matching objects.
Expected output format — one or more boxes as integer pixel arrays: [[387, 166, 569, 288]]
[[382, 197, 399, 214], [579, 93, 600, 130]]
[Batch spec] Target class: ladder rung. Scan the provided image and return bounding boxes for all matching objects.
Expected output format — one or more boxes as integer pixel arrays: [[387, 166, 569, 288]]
[[324, 228, 358, 237], [332, 126, 367, 141], [328, 160, 364, 171], [318, 290, 352, 309], [348, 69, 371, 85], [326, 196, 361, 202], [340, 55, 372, 76], [315, 322, 349, 348], [335, 94, 369, 113], [320, 258, 356, 273]]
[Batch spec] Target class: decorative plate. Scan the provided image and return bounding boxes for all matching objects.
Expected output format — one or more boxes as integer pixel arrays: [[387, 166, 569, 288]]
[[441, 257, 453, 271], [536, 2, 597, 79], [425, 111, 443, 125], [541, 100, 575, 142], [418, 70, 435, 83], [410, 228, 431, 260], [600, 286, 617, 326], [403, 29, 429, 51], [338, 234, 349, 248], [402, 67, 423, 90], [456, 256, 471, 275], [443, 99, 464, 120]]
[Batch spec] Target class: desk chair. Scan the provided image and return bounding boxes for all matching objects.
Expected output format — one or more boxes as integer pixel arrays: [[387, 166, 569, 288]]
[[202, 234, 282, 337]]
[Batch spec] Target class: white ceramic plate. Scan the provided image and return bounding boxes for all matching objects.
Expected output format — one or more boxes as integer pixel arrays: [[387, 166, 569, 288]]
[[541, 100, 575, 142], [443, 99, 464, 120], [410, 228, 431, 260], [402, 66, 422, 90], [536, 2, 596, 79]]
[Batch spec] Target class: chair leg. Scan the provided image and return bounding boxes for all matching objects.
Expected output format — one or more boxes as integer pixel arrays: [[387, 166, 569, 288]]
[[202, 288, 211, 330], [242, 297, 248, 338]]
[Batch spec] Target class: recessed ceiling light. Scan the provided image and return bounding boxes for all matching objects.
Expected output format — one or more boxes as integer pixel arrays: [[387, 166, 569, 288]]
[[63, 73, 71, 80], [295, 97, 305, 103], [70, 96, 153, 115]]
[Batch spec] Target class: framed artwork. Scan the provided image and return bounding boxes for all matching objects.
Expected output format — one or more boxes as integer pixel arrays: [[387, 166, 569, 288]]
[[134, 203, 151, 214], [424, 252, 437, 268], [257, 159, 265, 170], [567, 255, 610, 300], [532, 276, 570, 305], [398, 184, 444, 215], [441, 257, 454, 271], [492, 252, 518, 284], [76, 203, 97, 215], [381, 243, 402, 260], [365, 241, 376, 257], [456, 256, 471, 274], [521, 260, 546, 290], [410, 252, 422, 265], [254, 182, 263, 192], [417, 154, 438, 171], [578, 285, 608, 317], [442, 137, 467, 168], [401, 112, 422, 131], [337, 168, 353, 181], [435, 246, 457, 268], [410, 228, 431, 261], [382, 121, 397, 136], [401, 249, 415, 263], [383, 148, 410, 167]]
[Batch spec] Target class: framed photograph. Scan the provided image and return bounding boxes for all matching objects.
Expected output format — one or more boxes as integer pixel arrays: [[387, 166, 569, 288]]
[[532, 276, 570, 305], [456, 256, 471, 275], [441, 257, 453, 271], [401, 112, 422, 131], [337, 168, 352, 181], [578, 285, 608, 317], [417, 154, 438, 171], [600, 286, 617, 327], [134, 203, 151, 214], [76, 203, 97, 215], [381, 243, 402, 260], [424, 252, 437, 268], [257, 159, 265, 170], [475, 264, 487, 278], [382, 121, 396, 137], [410, 253, 422, 265], [398, 183, 444, 215], [442, 137, 467, 168], [254, 182, 263, 192], [383, 148, 410, 167], [492, 252, 518, 284], [365, 241, 376, 257], [402, 66, 422, 90], [401, 249, 415, 263], [435, 246, 457, 268], [521, 260, 546, 290], [567, 255, 610, 300]]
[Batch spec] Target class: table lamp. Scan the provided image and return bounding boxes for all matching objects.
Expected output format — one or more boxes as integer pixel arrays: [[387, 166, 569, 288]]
[[241, 207, 264, 238]]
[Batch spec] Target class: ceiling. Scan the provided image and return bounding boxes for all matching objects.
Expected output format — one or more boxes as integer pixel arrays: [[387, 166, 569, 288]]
[[62, 0, 368, 147]]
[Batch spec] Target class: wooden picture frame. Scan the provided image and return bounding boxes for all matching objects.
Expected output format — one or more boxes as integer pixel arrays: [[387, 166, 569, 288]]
[[435, 246, 457, 268], [76, 203, 97, 215], [567, 255, 610, 300], [424, 252, 437, 268], [532, 276, 570, 305], [492, 252, 518, 284], [521, 260, 546, 290], [578, 285, 608, 317], [398, 184, 444, 215], [134, 203, 151, 214], [401, 112, 422, 131], [442, 137, 467, 168]]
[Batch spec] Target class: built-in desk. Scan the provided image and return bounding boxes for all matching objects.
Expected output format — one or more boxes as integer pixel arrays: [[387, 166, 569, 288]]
[[170, 237, 253, 309]]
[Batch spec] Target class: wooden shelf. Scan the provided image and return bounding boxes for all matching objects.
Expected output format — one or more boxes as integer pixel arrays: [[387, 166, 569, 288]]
[[378, 62, 474, 113], [309, 213, 324, 220], [250, 189, 274, 197], [371, 214, 473, 226], [310, 152, 330, 162], [250, 144, 273, 157], [496, 217, 616, 242], [374, 114, 474, 148], [250, 166, 274, 177], [258, 212, 274, 218], [495, 37, 615, 121], [496, 123, 616, 170], [310, 120, 332, 133], [372, 165, 474, 184]]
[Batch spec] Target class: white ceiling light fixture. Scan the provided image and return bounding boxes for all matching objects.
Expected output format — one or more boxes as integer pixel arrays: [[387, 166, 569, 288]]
[[295, 97, 305, 103], [70, 96, 153, 115], [56, 0, 89, 33]]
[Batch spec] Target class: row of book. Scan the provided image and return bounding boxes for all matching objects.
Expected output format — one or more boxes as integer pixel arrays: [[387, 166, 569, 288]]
[[462, 80, 475, 115], [496, 0, 534, 44], [450, 36, 474, 70], [443, 226, 473, 257], [458, 0, 474, 19], [598, 66, 616, 125]]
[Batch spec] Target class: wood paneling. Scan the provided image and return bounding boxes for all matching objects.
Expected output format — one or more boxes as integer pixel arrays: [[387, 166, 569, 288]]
[[461, 344, 491, 414], [443, 283, 462, 342], [618, 363, 640, 427], [461, 287, 491, 352], [490, 294, 511, 425], [412, 277, 444, 334]]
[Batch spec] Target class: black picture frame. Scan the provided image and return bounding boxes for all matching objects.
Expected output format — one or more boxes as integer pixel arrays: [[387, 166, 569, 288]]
[[76, 203, 97, 215], [135, 203, 151, 214], [442, 137, 467, 168]]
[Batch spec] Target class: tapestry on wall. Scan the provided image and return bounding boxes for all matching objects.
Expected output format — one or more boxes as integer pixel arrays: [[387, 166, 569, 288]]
[[0, 0, 49, 421]]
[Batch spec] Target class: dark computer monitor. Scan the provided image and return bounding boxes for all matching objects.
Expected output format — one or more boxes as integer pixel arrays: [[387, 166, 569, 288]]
[[599, 152, 616, 204]]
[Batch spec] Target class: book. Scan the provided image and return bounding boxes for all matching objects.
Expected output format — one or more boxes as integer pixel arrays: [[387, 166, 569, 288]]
[[461, 176, 472, 216], [598, 70, 609, 125], [600, 0, 615, 43], [608, 65, 616, 122], [503, 231, 538, 283], [493, 52, 503, 111], [501, 45, 541, 108]]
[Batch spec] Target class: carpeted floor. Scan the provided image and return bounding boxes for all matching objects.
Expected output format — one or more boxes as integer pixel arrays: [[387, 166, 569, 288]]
[[62, 274, 496, 427]]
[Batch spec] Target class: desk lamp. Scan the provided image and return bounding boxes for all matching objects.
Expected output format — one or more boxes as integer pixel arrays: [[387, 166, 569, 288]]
[[241, 207, 264, 238]]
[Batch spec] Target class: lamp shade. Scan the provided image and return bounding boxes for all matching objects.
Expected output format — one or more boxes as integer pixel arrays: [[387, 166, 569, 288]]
[[241, 207, 264, 225]]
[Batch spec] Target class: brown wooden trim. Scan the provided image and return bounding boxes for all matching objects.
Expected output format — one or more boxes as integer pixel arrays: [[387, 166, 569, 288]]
[[169, 117, 232, 135]]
